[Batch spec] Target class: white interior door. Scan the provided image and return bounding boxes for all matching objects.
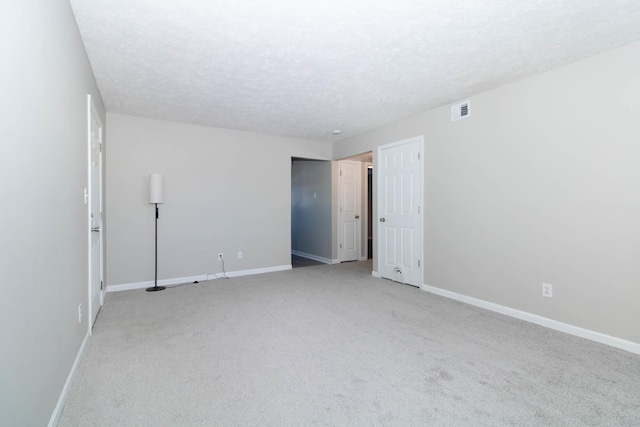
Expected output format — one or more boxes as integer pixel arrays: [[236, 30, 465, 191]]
[[88, 95, 103, 331], [377, 137, 423, 286], [339, 161, 361, 262]]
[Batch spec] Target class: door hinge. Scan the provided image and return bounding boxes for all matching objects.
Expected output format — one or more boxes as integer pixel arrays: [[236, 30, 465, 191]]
[[418, 152, 420, 160], [99, 143, 102, 153], [340, 243, 343, 249], [418, 206, 420, 214], [418, 260, 421, 268], [100, 280, 103, 290], [340, 170, 342, 176]]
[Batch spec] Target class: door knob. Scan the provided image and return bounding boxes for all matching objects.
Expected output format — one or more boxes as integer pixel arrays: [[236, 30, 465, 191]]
[[91, 227, 100, 232], [355, 215, 360, 219], [379, 218, 386, 222]]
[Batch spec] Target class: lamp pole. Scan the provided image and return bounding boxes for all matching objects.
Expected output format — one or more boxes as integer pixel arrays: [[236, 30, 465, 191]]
[[147, 174, 165, 292]]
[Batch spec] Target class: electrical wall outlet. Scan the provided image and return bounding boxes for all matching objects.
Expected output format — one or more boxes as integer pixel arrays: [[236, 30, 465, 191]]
[[238, 251, 243, 259], [218, 253, 224, 261], [78, 304, 82, 323], [542, 283, 553, 298]]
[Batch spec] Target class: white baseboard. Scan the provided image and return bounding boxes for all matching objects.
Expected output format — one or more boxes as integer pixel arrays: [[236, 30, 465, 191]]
[[291, 250, 334, 265], [371, 271, 381, 278], [48, 331, 90, 427], [420, 283, 640, 355], [107, 265, 292, 292]]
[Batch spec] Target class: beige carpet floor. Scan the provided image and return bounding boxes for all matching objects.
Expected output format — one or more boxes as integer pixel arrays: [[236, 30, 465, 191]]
[[59, 260, 640, 426]]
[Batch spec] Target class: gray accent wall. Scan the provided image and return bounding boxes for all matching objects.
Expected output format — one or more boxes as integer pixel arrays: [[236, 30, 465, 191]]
[[106, 114, 331, 286], [0, 0, 106, 425], [291, 159, 333, 260], [333, 41, 640, 344]]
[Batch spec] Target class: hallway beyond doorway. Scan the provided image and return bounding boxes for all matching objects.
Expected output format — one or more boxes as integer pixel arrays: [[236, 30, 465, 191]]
[[291, 254, 324, 268]]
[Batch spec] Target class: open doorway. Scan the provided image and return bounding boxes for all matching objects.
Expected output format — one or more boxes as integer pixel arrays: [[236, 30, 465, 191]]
[[291, 158, 332, 268], [367, 164, 373, 259]]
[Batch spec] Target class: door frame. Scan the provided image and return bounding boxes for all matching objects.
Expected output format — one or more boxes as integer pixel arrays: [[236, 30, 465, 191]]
[[376, 135, 424, 286], [87, 94, 104, 335], [364, 162, 372, 260]]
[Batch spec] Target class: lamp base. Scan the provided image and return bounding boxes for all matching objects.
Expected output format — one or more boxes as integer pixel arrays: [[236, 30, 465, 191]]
[[146, 285, 166, 292]]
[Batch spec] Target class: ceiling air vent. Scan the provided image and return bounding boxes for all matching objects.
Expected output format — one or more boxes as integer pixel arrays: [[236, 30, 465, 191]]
[[451, 100, 471, 122]]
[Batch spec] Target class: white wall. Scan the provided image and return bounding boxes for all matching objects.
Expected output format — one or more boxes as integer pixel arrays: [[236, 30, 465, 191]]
[[0, 0, 106, 425], [291, 159, 333, 260], [107, 114, 331, 286], [334, 41, 640, 344]]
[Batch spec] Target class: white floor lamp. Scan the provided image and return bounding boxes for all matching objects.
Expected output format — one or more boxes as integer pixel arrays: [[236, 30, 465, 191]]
[[147, 173, 165, 292]]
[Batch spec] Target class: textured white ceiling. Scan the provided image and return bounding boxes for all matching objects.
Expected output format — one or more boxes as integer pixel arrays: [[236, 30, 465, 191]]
[[69, 0, 640, 142]]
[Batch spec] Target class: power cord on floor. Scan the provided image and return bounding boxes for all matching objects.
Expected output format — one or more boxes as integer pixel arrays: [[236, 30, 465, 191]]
[[166, 281, 194, 289], [217, 257, 230, 280], [160, 255, 230, 289]]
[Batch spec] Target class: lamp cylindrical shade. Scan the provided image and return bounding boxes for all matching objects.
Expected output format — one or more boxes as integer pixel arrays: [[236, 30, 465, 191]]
[[149, 173, 164, 204]]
